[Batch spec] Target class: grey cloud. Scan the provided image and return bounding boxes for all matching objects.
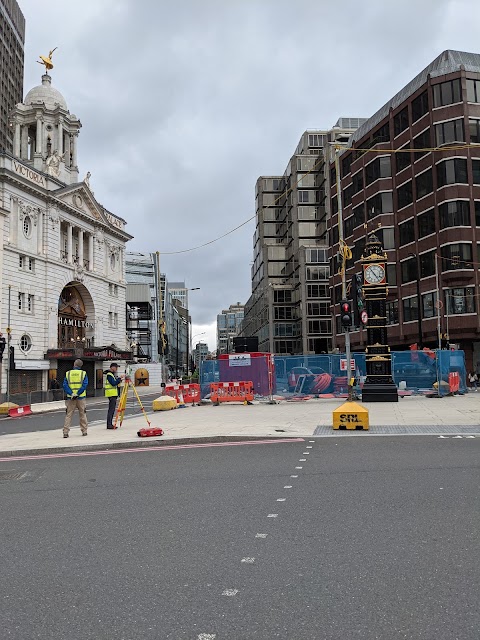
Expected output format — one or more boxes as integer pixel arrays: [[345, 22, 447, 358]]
[[21, 0, 480, 324]]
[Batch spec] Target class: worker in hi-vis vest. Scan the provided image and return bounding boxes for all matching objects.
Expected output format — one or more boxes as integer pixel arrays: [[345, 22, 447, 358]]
[[104, 362, 123, 429], [62, 359, 88, 438]]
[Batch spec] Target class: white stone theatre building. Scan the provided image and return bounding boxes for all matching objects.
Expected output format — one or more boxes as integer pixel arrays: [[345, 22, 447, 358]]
[[0, 72, 132, 397]]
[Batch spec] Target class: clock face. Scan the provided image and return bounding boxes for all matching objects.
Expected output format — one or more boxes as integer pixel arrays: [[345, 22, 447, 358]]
[[364, 264, 385, 284]]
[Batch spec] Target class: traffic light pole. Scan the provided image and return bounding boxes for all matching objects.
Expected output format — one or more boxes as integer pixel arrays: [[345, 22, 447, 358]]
[[334, 147, 353, 401]]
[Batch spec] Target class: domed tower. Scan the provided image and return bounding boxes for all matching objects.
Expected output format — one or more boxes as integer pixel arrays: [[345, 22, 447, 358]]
[[9, 73, 82, 184]]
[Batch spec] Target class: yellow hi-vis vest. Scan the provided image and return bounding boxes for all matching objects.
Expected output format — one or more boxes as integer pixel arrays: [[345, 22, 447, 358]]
[[66, 369, 87, 398], [104, 372, 119, 398]]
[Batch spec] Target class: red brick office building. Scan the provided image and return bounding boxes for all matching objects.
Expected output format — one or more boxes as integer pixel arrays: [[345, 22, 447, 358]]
[[329, 50, 480, 371]]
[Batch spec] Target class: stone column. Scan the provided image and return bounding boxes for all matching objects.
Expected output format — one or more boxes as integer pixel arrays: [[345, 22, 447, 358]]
[[89, 234, 94, 271], [65, 134, 71, 167], [14, 123, 20, 157], [72, 133, 78, 168], [58, 119, 63, 155], [37, 210, 43, 255], [67, 223, 73, 264], [21, 126, 28, 159], [78, 228, 84, 267], [35, 115, 42, 155]]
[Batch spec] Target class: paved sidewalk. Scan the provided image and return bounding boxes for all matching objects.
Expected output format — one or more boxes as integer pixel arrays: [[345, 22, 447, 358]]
[[0, 393, 478, 456]]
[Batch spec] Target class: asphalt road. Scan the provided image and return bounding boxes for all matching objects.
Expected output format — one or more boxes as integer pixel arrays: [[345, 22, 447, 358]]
[[0, 392, 161, 435], [0, 436, 479, 640]]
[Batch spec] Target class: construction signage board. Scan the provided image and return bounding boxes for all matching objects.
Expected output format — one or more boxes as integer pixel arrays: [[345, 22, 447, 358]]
[[229, 354, 251, 367], [340, 359, 356, 371]]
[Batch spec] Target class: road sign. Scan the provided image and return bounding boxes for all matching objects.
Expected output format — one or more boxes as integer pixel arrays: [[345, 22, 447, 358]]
[[340, 359, 356, 371], [360, 310, 368, 325]]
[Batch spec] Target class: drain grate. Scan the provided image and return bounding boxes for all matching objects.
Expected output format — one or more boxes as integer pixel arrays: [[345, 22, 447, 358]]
[[314, 424, 480, 436], [0, 469, 45, 482]]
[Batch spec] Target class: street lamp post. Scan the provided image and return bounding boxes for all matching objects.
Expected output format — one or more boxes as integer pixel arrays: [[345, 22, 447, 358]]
[[409, 252, 423, 349], [185, 287, 200, 378]]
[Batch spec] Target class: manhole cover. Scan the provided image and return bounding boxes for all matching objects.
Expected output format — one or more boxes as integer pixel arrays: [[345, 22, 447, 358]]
[[0, 469, 45, 482], [0, 471, 27, 481]]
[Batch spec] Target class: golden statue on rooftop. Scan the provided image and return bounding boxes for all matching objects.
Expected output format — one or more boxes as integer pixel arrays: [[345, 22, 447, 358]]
[[37, 47, 57, 73]]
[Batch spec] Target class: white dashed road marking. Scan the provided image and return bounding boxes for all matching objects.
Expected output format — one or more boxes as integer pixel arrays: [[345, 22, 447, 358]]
[[277, 498, 286, 502], [241, 557, 255, 563], [198, 635, 217, 640], [291, 475, 298, 478], [284, 485, 292, 489], [295, 466, 303, 469], [256, 533, 268, 538], [267, 514, 278, 518], [222, 589, 239, 596], [306, 446, 313, 449], [299, 458, 306, 462]]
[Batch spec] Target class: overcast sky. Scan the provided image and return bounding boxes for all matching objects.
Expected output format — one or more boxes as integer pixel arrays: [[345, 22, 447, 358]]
[[20, 0, 480, 349]]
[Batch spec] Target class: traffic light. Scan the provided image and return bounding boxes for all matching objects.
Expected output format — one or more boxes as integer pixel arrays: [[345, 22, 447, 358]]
[[352, 273, 365, 327], [340, 299, 353, 329]]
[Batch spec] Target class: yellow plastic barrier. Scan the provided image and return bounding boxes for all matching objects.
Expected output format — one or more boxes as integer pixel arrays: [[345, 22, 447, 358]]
[[333, 401, 369, 430], [152, 396, 177, 411]]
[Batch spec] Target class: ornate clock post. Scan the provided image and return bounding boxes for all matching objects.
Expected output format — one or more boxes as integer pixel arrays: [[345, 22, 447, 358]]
[[361, 233, 398, 402]]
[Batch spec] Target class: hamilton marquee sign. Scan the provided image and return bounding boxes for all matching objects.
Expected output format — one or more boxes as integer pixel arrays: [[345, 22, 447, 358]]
[[58, 317, 94, 329]]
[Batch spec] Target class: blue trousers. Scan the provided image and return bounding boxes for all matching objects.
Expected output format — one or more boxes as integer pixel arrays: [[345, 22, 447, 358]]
[[107, 396, 118, 428]]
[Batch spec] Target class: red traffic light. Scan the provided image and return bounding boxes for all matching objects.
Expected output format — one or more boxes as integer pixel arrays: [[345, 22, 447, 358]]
[[342, 302, 351, 312]]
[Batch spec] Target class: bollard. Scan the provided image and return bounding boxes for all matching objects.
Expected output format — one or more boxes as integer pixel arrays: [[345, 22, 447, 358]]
[[333, 401, 369, 430]]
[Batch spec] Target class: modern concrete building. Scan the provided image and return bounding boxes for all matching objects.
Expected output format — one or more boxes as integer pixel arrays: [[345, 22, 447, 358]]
[[217, 302, 244, 354], [329, 50, 480, 371], [193, 341, 208, 370], [0, 0, 25, 153], [125, 252, 162, 362], [0, 69, 132, 396], [240, 122, 366, 354]]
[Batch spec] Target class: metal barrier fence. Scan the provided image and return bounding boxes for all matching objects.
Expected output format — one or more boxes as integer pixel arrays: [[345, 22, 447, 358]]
[[200, 350, 467, 398]]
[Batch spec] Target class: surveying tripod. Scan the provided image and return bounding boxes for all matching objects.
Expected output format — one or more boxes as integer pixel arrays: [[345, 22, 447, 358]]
[[114, 376, 151, 429]]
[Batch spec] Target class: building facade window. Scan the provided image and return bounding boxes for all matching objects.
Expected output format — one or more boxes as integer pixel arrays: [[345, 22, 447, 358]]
[[387, 264, 397, 285], [435, 119, 465, 146], [352, 204, 365, 227], [306, 266, 329, 281], [367, 192, 393, 218], [306, 248, 328, 263], [394, 107, 409, 137], [365, 156, 391, 185], [27, 294, 34, 313], [399, 218, 415, 246], [308, 319, 332, 334], [398, 180, 413, 209], [418, 209, 436, 237], [307, 301, 330, 316], [18, 292, 24, 310], [386, 300, 399, 324], [475, 202, 480, 226], [422, 292, 437, 318], [342, 154, 352, 177], [396, 147, 411, 173], [274, 306, 294, 320], [413, 128, 431, 160], [20, 334, 32, 353], [412, 90, 429, 122], [23, 216, 31, 238], [436, 158, 468, 186], [401, 257, 417, 283], [273, 290, 292, 303], [472, 159, 480, 184], [344, 216, 354, 238], [469, 118, 480, 143], [445, 287, 475, 314], [298, 190, 310, 203], [307, 284, 329, 298], [352, 171, 364, 194], [403, 296, 418, 322], [433, 79, 462, 107], [466, 79, 480, 103], [415, 168, 433, 199], [441, 242, 473, 270], [378, 227, 395, 250], [439, 200, 470, 228], [420, 250, 436, 278]]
